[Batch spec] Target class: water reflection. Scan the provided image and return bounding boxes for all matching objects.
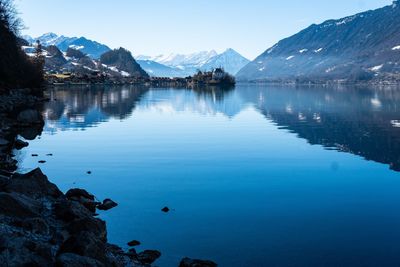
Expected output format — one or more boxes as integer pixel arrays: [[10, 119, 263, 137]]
[[42, 84, 400, 171], [237, 85, 400, 171], [43, 85, 148, 132]]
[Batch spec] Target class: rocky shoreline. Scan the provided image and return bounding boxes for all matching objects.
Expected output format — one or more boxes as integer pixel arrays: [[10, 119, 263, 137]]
[[0, 89, 217, 267]]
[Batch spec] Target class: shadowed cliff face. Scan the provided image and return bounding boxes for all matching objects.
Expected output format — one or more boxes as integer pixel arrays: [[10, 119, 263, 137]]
[[39, 84, 400, 172]]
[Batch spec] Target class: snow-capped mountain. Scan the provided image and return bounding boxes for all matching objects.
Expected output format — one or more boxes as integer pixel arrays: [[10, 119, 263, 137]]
[[202, 48, 250, 75], [137, 50, 218, 70], [137, 49, 249, 77], [236, 1, 400, 82], [23, 33, 111, 59]]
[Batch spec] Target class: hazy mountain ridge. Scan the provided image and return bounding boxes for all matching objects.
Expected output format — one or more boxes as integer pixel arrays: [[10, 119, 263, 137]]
[[137, 49, 249, 77], [237, 0, 400, 82]]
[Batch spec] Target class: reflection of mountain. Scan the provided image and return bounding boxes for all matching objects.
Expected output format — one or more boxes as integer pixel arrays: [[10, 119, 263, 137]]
[[237, 85, 400, 171], [43, 85, 148, 132], [139, 87, 243, 118], [42, 84, 400, 172]]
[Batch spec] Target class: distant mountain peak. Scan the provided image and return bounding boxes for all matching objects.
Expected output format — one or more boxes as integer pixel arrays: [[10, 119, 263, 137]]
[[136, 49, 249, 76]]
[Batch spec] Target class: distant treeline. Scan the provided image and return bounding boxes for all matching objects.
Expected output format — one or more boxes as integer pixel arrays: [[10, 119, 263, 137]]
[[0, 0, 43, 92]]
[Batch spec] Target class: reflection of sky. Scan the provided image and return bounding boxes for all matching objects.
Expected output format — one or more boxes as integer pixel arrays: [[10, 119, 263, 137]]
[[18, 85, 400, 267]]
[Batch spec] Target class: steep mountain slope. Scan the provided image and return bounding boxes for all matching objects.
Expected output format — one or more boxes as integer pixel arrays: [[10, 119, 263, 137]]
[[24, 33, 111, 59], [237, 1, 400, 82], [100, 48, 149, 78], [201, 48, 250, 75]]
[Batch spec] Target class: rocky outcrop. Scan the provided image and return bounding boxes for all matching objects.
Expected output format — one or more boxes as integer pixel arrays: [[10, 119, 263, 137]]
[[0, 168, 160, 266], [100, 48, 149, 78]]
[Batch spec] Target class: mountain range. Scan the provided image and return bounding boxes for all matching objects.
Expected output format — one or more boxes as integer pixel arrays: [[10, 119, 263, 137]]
[[136, 49, 250, 77], [23, 33, 249, 77], [237, 0, 400, 82], [23, 33, 111, 59]]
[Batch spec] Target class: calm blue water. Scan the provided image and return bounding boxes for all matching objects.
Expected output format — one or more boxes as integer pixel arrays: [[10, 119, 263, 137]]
[[17, 84, 400, 267]]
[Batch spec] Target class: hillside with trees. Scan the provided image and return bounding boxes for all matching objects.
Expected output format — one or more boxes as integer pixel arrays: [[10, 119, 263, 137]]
[[0, 0, 43, 92]]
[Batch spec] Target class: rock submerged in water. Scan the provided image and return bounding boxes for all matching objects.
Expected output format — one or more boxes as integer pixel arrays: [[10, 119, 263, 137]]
[[97, 198, 118, 211], [161, 206, 170, 213], [127, 240, 141, 247], [179, 257, 218, 267]]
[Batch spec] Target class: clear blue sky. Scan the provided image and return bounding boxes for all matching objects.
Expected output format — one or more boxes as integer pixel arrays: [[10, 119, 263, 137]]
[[16, 0, 392, 59]]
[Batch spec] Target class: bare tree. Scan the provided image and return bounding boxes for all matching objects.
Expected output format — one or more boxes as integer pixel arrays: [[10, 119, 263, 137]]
[[0, 0, 22, 34]]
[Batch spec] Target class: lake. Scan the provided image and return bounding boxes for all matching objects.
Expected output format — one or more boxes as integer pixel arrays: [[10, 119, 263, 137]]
[[17, 84, 400, 266]]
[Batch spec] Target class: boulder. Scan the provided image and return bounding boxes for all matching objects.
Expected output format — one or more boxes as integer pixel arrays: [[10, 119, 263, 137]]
[[56, 253, 105, 267], [66, 188, 95, 201], [19, 125, 43, 140], [0, 138, 9, 146], [97, 199, 118, 211], [136, 250, 161, 265], [0, 232, 53, 266], [6, 168, 63, 199], [22, 217, 50, 235], [14, 139, 29, 150], [179, 257, 218, 267], [0, 192, 40, 218], [17, 109, 42, 124], [127, 240, 141, 247], [54, 199, 93, 222], [59, 231, 107, 262], [0, 175, 10, 191], [66, 217, 107, 242]]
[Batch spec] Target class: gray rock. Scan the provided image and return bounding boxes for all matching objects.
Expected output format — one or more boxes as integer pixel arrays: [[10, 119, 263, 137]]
[[19, 125, 42, 140], [179, 257, 218, 267], [54, 199, 93, 222], [0, 138, 9, 146], [136, 250, 161, 265], [67, 217, 107, 242], [17, 109, 42, 124], [6, 168, 63, 199], [0, 192, 40, 218], [97, 199, 118, 211], [60, 231, 107, 262], [127, 240, 141, 247], [56, 253, 105, 267], [22, 217, 50, 235], [15, 139, 29, 150], [66, 188, 95, 201]]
